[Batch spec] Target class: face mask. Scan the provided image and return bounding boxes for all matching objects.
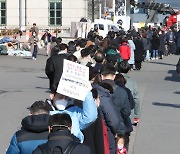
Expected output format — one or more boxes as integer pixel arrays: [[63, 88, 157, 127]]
[[117, 144, 124, 150], [55, 99, 68, 110]]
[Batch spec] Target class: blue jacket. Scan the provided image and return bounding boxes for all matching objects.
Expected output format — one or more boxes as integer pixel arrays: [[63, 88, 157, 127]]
[[50, 92, 97, 143], [6, 114, 50, 154]]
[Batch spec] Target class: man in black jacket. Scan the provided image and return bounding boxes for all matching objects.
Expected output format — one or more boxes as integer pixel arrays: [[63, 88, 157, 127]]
[[33, 113, 90, 154], [100, 63, 132, 149], [7, 101, 50, 154], [45, 44, 68, 94]]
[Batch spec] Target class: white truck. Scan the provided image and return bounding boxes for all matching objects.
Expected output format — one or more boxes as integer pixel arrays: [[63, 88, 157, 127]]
[[91, 19, 120, 38]]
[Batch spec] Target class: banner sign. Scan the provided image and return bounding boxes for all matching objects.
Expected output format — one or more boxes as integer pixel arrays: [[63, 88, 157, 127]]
[[57, 59, 91, 101]]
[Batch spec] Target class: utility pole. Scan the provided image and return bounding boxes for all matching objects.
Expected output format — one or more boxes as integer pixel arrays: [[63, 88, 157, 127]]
[[19, 0, 22, 30], [104, 0, 107, 13], [99, 3, 102, 19], [92, 0, 95, 22]]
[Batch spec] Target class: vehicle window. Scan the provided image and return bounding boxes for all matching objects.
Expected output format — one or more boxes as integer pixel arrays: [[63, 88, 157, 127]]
[[112, 25, 119, 32], [99, 24, 104, 30]]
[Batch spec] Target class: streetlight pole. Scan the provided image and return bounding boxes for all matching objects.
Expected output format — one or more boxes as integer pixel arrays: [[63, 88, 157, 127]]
[[19, 0, 22, 30]]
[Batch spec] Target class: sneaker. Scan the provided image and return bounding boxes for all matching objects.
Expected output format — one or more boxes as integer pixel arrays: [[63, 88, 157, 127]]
[[155, 57, 158, 60], [134, 118, 139, 124], [34, 58, 37, 60], [152, 58, 155, 60], [32, 57, 35, 60]]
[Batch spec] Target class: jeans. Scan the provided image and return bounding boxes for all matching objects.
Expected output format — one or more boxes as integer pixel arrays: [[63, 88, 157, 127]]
[[32, 45, 38, 58], [152, 50, 158, 58], [145, 50, 150, 60]]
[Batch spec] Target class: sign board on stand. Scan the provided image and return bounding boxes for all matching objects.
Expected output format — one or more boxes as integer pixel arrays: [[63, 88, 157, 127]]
[[57, 59, 91, 101]]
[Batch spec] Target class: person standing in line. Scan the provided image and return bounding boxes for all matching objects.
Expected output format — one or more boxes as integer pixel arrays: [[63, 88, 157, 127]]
[[100, 64, 132, 152], [6, 101, 50, 154], [127, 35, 136, 69], [117, 61, 141, 126], [33, 113, 91, 154], [119, 38, 131, 61], [176, 29, 180, 55], [151, 33, 160, 60], [158, 30, 166, 59], [134, 36, 144, 70], [141, 33, 151, 61], [166, 28, 176, 55]]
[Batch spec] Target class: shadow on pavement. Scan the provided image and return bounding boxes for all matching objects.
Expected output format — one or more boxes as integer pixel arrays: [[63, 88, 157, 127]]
[[148, 61, 176, 66], [164, 70, 180, 82], [22, 57, 33, 60], [173, 91, 180, 94], [35, 87, 49, 93], [152, 102, 180, 108], [36, 76, 48, 79], [0, 90, 9, 95]]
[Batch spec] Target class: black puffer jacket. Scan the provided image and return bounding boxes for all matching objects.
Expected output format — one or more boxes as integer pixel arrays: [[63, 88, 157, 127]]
[[33, 130, 90, 154]]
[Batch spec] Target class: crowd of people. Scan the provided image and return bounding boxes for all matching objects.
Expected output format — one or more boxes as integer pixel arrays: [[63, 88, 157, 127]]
[[6, 24, 180, 154]]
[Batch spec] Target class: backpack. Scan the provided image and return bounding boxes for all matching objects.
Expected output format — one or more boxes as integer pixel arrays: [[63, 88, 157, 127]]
[[38, 141, 80, 154]]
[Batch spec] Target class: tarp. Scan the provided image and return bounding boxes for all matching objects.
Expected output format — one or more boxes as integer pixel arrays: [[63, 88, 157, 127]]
[[0, 37, 12, 44], [7, 49, 32, 57]]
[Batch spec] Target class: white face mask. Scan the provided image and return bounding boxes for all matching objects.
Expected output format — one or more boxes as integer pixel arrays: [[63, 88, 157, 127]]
[[55, 99, 68, 110], [117, 144, 124, 150]]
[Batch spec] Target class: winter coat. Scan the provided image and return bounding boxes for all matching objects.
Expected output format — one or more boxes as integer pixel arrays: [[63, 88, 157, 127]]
[[128, 40, 135, 65], [141, 37, 151, 51], [101, 79, 131, 133], [134, 39, 144, 61], [151, 35, 160, 50], [176, 31, 180, 48], [121, 73, 140, 122], [6, 114, 50, 154], [41, 33, 51, 43], [115, 81, 134, 133], [92, 84, 122, 154], [45, 53, 68, 93], [106, 49, 123, 63], [50, 92, 97, 143], [166, 31, 175, 42], [159, 33, 166, 51], [83, 109, 104, 154], [33, 130, 90, 154], [119, 42, 131, 60]]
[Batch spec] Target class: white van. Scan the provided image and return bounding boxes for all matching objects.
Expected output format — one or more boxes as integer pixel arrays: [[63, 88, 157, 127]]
[[91, 19, 120, 38]]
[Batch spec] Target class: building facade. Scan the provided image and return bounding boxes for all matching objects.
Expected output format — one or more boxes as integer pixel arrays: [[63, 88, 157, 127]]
[[0, 0, 88, 29]]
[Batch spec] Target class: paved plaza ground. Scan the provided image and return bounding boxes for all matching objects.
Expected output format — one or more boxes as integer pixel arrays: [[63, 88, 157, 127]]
[[0, 51, 179, 154]]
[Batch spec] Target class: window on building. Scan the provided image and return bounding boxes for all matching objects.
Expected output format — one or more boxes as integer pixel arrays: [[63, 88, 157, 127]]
[[49, 0, 62, 26], [0, 0, 6, 25]]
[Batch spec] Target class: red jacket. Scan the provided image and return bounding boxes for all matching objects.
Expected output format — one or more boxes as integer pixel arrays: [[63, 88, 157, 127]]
[[119, 42, 131, 60]]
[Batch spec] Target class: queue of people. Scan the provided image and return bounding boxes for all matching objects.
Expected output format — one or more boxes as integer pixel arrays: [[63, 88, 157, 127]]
[[6, 24, 180, 154]]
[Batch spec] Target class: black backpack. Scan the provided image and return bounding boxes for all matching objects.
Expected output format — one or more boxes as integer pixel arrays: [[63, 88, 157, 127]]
[[38, 141, 80, 154]]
